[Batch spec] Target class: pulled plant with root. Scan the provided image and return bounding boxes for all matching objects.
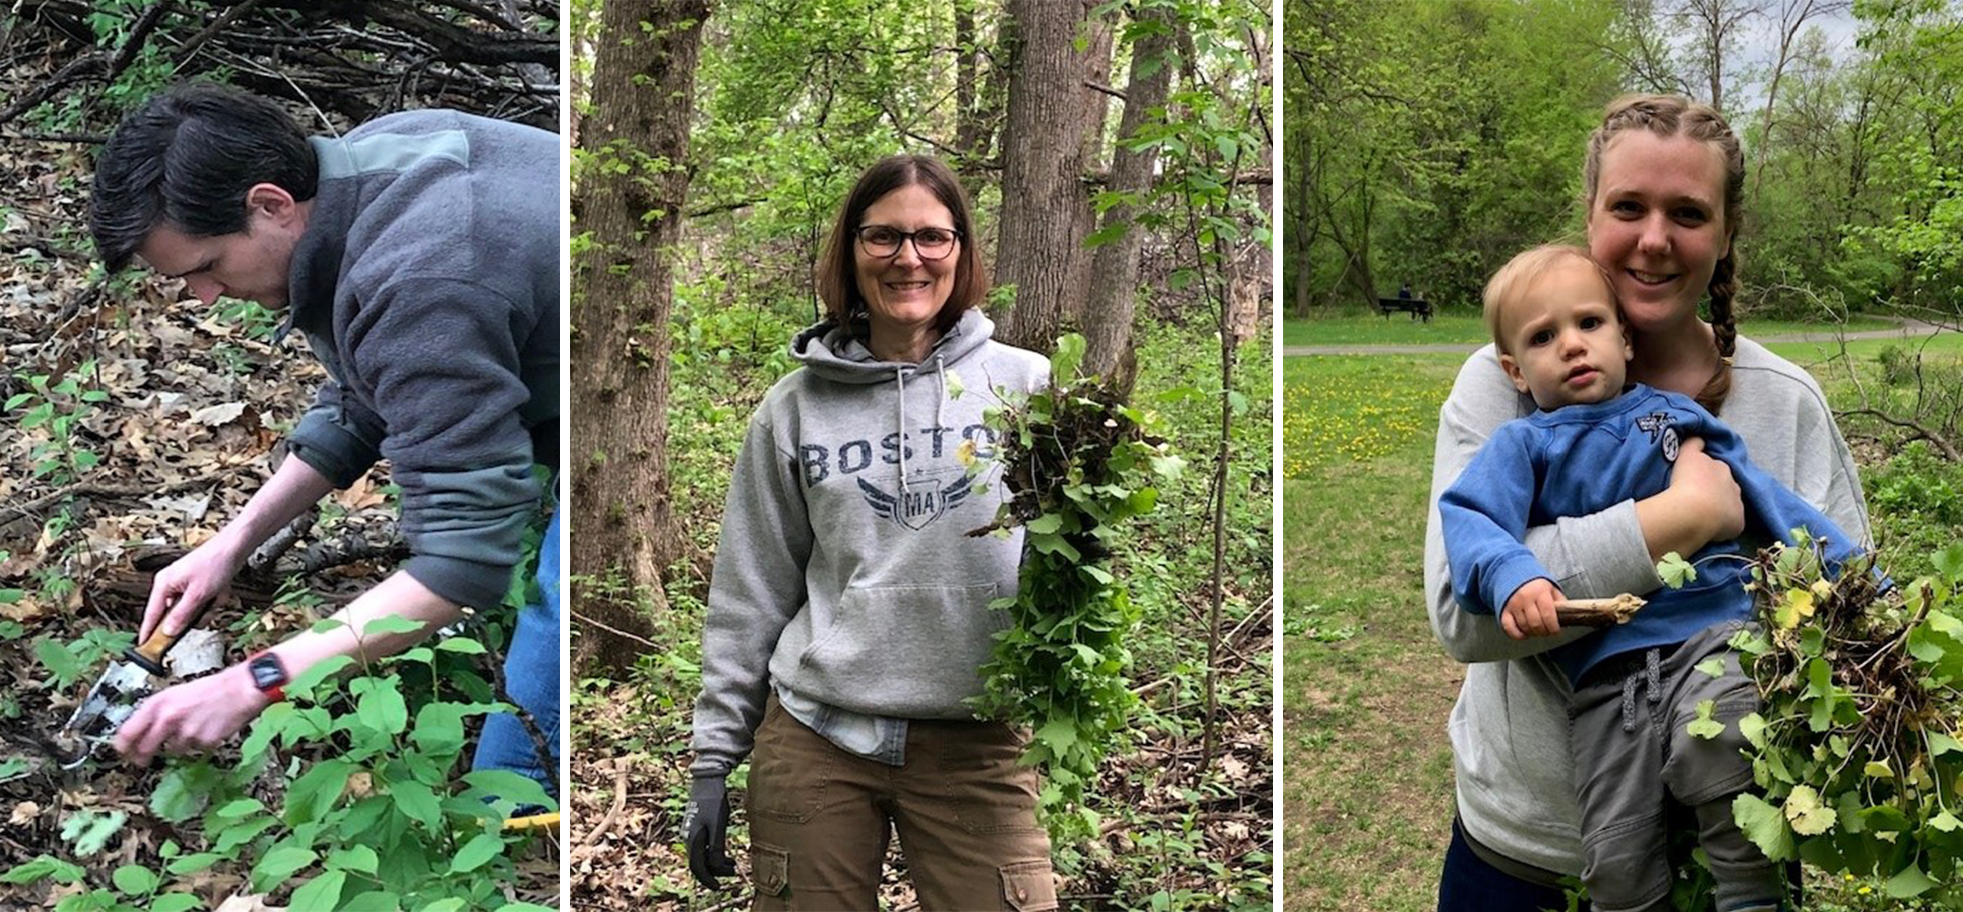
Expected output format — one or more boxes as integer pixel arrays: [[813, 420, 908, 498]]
[[1717, 537, 1963, 905], [965, 334, 1183, 838]]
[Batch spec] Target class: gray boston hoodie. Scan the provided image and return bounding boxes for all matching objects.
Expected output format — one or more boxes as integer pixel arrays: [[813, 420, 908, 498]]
[[689, 309, 1049, 775]]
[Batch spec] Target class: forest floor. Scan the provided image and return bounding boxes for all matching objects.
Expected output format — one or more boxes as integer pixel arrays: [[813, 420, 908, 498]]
[[0, 62, 558, 912]]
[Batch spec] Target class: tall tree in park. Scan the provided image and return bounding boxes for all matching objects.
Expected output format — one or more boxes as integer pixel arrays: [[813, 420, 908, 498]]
[[1083, 5, 1178, 392], [570, 0, 710, 670], [996, 0, 1100, 354]]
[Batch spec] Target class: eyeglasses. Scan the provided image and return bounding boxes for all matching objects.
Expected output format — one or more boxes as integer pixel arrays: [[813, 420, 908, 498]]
[[856, 225, 961, 260]]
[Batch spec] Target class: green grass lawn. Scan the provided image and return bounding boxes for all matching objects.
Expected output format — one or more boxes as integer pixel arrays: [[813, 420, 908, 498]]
[[1280, 338, 1963, 911], [1282, 308, 1903, 348]]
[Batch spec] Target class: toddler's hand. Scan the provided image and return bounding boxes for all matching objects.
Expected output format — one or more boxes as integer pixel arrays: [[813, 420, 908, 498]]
[[1501, 578, 1563, 639]]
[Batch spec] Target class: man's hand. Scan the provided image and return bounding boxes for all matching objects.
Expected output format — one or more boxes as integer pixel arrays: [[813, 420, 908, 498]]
[[112, 664, 271, 765], [683, 774, 736, 888], [1501, 578, 1564, 640], [141, 537, 248, 642]]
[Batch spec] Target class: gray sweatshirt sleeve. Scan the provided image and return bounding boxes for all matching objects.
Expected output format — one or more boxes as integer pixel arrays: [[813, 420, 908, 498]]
[[690, 403, 814, 776], [346, 277, 543, 610], [289, 381, 387, 487], [1424, 347, 1660, 664]]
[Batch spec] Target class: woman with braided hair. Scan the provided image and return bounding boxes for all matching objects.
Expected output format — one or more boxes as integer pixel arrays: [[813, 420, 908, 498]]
[[1422, 94, 1874, 910]]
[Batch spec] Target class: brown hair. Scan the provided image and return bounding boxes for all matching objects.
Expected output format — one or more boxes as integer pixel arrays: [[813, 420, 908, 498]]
[[1582, 93, 1745, 412], [1482, 244, 1620, 355], [815, 154, 987, 335]]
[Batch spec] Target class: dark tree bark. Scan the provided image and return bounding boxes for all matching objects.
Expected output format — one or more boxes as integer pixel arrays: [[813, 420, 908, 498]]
[[570, 0, 709, 672], [1062, 8, 1114, 328], [995, 0, 1098, 355], [1082, 7, 1176, 394]]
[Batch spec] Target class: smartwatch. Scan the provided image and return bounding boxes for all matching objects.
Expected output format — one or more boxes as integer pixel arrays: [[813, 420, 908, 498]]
[[246, 651, 289, 702]]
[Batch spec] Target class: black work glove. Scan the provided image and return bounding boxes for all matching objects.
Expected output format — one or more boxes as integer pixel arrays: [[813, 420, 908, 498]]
[[683, 774, 736, 888]]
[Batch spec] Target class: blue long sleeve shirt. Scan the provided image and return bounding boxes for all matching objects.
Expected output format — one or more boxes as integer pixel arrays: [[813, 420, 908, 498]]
[[1439, 384, 1861, 682]]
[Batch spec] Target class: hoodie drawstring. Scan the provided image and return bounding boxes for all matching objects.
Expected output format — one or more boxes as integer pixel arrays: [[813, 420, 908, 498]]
[[1619, 647, 1664, 733], [895, 365, 909, 494]]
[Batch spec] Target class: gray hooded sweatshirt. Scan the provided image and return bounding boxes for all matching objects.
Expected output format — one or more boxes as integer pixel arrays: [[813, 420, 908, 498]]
[[690, 309, 1049, 776], [281, 110, 560, 612]]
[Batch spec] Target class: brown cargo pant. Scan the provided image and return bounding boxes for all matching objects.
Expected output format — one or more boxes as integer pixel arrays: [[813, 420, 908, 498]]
[[745, 697, 1058, 911]]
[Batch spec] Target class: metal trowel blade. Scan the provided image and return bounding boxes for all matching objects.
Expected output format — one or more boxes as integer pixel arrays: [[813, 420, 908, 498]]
[[60, 659, 158, 747]]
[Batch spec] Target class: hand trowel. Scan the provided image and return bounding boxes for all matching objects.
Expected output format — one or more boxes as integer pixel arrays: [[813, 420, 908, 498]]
[[57, 595, 219, 767]]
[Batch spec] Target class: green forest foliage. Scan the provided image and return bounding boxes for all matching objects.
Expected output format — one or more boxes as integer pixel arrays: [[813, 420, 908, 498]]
[[1287, 0, 1963, 318]]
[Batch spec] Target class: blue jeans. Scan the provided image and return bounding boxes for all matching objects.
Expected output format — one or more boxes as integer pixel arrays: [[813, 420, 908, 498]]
[[471, 510, 560, 797], [1438, 816, 1585, 912]]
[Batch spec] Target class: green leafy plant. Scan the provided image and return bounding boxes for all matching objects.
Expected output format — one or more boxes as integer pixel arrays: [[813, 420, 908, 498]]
[[6, 362, 109, 485], [1716, 541, 1963, 905], [968, 334, 1185, 838]]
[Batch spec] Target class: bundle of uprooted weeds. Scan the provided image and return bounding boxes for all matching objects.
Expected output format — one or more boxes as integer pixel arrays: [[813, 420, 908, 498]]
[[1724, 538, 1963, 905], [963, 335, 1182, 838]]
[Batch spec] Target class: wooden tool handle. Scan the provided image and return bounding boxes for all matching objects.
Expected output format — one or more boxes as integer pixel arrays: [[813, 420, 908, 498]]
[[123, 595, 219, 675]]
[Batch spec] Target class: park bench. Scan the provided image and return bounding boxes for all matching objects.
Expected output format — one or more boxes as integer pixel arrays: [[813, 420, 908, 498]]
[[1376, 295, 1432, 322]]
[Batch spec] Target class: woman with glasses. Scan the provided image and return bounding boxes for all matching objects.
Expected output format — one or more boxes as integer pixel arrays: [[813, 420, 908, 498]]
[[681, 154, 1059, 911]]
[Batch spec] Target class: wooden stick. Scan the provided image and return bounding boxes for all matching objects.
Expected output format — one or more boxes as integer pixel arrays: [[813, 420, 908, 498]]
[[1555, 594, 1647, 627]]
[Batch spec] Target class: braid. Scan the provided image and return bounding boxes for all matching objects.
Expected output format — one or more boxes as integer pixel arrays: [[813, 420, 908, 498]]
[[1695, 251, 1738, 413]]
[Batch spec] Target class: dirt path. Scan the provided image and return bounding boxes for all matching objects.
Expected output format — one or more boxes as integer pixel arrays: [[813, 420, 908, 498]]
[[1281, 317, 1947, 357]]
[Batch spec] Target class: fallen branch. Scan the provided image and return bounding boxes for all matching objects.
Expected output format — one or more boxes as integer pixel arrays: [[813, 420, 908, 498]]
[[573, 760, 631, 852], [569, 607, 662, 650]]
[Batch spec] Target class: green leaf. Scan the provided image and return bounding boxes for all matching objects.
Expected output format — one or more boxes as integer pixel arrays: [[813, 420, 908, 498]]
[[0, 758, 31, 784], [325, 844, 379, 875], [1930, 731, 1963, 755], [164, 853, 222, 876], [1049, 333, 1086, 381], [1693, 657, 1726, 679], [352, 676, 409, 734], [0, 855, 85, 885], [1657, 552, 1697, 589], [287, 869, 346, 910], [214, 799, 265, 820], [283, 759, 354, 826], [61, 810, 126, 857], [435, 637, 487, 655], [1733, 793, 1795, 861], [149, 895, 200, 912], [250, 844, 317, 893], [1931, 810, 1963, 832], [110, 865, 157, 896], [412, 702, 469, 755], [1025, 513, 1063, 534], [450, 831, 506, 873], [360, 614, 428, 637], [1783, 785, 1837, 835], [392, 779, 443, 832], [1885, 861, 1937, 898], [34, 638, 81, 682], [1934, 542, 1963, 584], [1685, 700, 1724, 740], [1034, 717, 1079, 755], [1738, 713, 1767, 749], [287, 654, 355, 698]]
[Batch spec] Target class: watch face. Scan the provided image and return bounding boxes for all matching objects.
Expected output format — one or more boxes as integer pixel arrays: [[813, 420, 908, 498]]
[[248, 654, 288, 691]]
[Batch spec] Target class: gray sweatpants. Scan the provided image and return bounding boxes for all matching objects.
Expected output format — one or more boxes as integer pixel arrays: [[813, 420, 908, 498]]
[[1568, 621, 1782, 912]]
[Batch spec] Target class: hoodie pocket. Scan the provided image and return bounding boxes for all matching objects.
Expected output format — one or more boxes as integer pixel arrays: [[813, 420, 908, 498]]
[[797, 583, 1006, 715]]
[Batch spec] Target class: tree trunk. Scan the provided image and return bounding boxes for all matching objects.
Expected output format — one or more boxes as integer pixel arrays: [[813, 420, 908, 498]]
[[1062, 5, 1114, 328], [996, 0, 1097, 355], [570, 0, 708, 672], [1082, 6, 1175, 393]]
